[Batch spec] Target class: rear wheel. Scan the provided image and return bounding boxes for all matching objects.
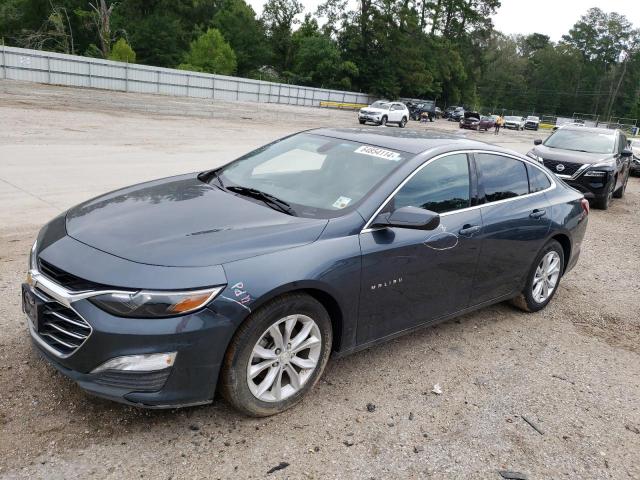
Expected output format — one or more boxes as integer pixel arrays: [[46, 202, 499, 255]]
[[511, 240, 564, 313], [358, 119, 366, 125], [220, 293, 332, 417]]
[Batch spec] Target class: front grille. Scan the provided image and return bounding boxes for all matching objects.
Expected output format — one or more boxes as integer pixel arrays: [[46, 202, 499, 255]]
[[38, 259, 102, 291], [36, 295, 91, 356], [543, 159, 583, 176]]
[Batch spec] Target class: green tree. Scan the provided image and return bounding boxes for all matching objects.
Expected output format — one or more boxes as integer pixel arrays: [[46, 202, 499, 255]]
[[108, 37, 136, 62], [213, 0, 269, 75], [178, 28, 237, 74], [261, 0, 303, 71], [290, 16, 358, 89]]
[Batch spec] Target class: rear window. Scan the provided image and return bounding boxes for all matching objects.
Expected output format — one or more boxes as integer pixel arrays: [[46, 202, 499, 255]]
[[476, 153, 529, 203], [526, 164, 551, 193]]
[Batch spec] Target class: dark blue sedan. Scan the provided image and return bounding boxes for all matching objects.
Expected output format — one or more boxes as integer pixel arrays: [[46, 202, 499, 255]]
[[22, 128, 589, 416]]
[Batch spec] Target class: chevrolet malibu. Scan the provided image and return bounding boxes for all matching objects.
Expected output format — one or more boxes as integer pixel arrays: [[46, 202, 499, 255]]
[[23, 128, 588, 416]]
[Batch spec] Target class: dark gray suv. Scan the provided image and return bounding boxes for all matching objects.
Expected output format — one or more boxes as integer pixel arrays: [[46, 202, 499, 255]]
[[527, 126, 632, 209]]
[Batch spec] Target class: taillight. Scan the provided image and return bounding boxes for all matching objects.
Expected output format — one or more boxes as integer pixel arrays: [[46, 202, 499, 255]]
[[580, 198, 590, 216]]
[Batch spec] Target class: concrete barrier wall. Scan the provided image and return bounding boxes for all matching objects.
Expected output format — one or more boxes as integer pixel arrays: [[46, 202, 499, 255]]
[[0, 45, 375, 107]]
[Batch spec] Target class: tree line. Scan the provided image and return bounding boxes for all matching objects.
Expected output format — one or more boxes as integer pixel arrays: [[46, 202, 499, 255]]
[[1, 0, 639, 119]]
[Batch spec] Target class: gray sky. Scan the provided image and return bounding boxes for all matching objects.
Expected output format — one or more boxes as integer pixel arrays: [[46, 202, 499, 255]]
[[246, 0, 640, 40]]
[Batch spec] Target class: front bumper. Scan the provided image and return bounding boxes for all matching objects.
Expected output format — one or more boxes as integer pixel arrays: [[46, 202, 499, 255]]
[[562, 175, 611, 200], [24, 280, 236, 408], [358, 114, 381, 123], [524, 123, 539, 130]]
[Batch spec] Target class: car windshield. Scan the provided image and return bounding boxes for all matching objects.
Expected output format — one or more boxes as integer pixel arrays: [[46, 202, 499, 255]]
[[370, 101, 388, 108], [544, 129, 616, 154], [217, 133, 410, 218], [505, 116, 519, 121], [527, 116, 539, 121]]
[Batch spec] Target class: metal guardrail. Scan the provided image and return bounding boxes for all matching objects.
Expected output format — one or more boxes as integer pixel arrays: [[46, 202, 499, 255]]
[[0, 45, 374, 107]]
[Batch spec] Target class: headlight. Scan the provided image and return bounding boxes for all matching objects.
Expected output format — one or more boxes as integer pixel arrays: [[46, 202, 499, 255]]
[[583, 170, 607, 177], [29, 240, 38, 271], [90, 286, 224, 318], [526, 150, 543, 163]]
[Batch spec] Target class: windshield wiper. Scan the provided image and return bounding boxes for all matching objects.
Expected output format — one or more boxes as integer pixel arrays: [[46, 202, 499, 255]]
[[211, 170, 225, 190], [198, 168, 225, 190], [227, 186, 297, 216]]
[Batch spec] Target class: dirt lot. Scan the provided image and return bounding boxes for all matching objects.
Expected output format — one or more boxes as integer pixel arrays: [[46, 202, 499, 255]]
[[0, 81, 639, 480]]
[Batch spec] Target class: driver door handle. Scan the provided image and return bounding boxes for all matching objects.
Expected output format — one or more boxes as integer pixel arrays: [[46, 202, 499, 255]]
[[459, 225, 481, 236], [530, 208, 546, 219]]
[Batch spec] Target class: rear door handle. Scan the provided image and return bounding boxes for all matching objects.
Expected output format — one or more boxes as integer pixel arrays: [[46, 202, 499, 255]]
[[459, 225, 481, 236], [530, 209, 547, 219]]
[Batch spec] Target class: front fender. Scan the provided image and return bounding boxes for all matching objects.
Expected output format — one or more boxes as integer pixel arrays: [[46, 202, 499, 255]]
[[211, 235, 362, 353]]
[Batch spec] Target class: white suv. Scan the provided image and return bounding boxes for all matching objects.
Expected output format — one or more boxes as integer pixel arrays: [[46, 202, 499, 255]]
[[358, 101, 409, 128]]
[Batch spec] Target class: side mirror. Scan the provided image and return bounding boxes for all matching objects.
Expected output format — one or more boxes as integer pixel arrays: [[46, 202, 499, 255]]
[[622, 148, 633, 157], [371, 206, 440, 230], [534, 139, 543, 145]]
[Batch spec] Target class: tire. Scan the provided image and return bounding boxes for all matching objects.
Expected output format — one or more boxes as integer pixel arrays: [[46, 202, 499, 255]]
[[594, 178, 615, 210], [358, 119, 366, 125], [399, 117, 407, 128], [511, 240, 564, 313], [220, 293, 332, 417], [613, 171, 628, 198], [379, 116, 387, 126]]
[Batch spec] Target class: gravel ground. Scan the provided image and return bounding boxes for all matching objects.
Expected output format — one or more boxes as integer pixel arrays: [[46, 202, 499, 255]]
[[0, 81, 639, 480]]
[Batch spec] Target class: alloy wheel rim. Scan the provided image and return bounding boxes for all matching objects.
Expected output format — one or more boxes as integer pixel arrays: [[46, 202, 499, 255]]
[[532, 251, 561, 303], [247, 314, 321, 403]]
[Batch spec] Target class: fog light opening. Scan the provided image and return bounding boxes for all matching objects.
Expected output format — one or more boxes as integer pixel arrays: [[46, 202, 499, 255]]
[[91, 352, 177, 374]]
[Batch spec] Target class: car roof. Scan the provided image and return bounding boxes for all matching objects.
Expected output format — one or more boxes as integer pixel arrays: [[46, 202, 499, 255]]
[[307, 127, 496, 155]]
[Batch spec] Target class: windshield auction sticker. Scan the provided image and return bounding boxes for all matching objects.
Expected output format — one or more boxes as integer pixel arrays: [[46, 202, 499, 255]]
[[332, 196, 352, 209], [354, 145, 401, 161]]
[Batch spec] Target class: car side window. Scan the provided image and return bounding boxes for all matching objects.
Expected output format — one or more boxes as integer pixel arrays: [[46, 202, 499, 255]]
[[526, 163, 551, 193], [619, 134, 627, 153], [476, 153, 529, 202], [392, 153, 470, 214]]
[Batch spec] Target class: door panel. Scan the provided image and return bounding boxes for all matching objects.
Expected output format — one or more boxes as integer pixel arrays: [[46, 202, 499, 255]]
[[470, 152, 552, 306], [358, 209, 483, 344]]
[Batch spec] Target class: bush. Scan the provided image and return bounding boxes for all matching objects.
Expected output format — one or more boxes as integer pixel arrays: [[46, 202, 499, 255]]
[[178, 28, 236, 75], [108, 38, 136, 63]]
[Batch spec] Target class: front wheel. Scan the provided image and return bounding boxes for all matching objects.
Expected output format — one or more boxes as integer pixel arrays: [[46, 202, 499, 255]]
[[399, 117, 407, 128], [379, 116, 387, 126], [594, 178, 615, 209], [358, 119, 366, 125], [511, 240, 564, 312], [613, 171, 628, 198], [220, 293, 332, 417]]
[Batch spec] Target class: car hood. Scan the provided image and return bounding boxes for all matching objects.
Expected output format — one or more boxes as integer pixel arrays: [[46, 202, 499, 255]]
[[533, 145, 615, 165], [65, 174, 328, 267]]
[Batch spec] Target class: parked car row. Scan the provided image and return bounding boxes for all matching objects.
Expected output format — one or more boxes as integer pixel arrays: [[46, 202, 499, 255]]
[[459, 112, 496, 131], [527, 125, 633, 209]]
